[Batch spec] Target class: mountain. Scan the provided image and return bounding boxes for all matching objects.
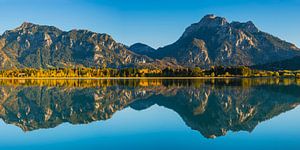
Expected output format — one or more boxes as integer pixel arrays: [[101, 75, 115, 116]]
[[129, 43, 156, 56], [154, 14, 300, 68], [0, 22, 176, 69], [1, 16, 299, 70], [252, 56, 300, 71]]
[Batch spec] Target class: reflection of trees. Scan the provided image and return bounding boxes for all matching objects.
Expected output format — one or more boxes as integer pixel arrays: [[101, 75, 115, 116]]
[[1, 78, 300, 87], [0, 78, 300, 139]]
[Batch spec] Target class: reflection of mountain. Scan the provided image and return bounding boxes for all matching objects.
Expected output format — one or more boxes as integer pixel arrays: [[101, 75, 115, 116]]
[[0, 79, 300, 138]]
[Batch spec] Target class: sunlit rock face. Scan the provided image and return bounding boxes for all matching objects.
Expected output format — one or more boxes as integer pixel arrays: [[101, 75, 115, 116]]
[[0, 79, 300, 139], [154, 14, 300, 68], [1, 14, 299, 70], [0, 23, 182, 69]]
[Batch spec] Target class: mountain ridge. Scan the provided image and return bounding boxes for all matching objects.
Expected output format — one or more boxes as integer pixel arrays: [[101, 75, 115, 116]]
[[0, 22, 179, 69], [153, 14, 300, 68], [0, 15, 299, 70]]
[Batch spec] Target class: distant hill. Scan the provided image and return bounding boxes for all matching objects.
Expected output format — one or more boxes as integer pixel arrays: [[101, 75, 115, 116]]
[[129, 43, 156, 56], [252, 56, 300, 71], [153, 14, 300, 68]]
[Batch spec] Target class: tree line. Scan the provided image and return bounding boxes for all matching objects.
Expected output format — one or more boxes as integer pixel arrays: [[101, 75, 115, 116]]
[[0, 66, 300, 78]]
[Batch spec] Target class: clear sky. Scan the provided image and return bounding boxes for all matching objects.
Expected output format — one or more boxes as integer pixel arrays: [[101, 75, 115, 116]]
[[0, 0, 299, 48]]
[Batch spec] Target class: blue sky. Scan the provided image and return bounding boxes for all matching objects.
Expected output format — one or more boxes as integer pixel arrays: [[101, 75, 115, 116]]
[[0, 0, 299, 48]]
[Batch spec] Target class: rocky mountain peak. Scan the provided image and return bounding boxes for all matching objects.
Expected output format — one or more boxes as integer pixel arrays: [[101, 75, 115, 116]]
[[231, 21, 259, 33], [19, 22, 35, 29], [0, 22, 181, 69], [10, 22, 62, 36], [203, 14, 217, 19], [199, 14, 228, 27], [156, 14, 300, 68], [182, 14, 228, 38], [0, 15, 299, 70]]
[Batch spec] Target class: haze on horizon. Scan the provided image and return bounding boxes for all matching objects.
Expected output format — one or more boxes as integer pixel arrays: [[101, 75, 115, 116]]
[[0, 0, 299, 48]]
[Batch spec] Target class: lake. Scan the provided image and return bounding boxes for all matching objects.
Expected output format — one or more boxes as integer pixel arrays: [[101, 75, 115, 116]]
[[0, 78, 300, 150]]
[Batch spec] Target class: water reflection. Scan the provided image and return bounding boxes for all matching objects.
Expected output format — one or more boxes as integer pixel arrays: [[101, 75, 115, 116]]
[[0, 78, 300, 139]]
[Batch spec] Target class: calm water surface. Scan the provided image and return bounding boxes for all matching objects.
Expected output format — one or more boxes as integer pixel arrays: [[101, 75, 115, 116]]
[[0, 78, 300, 150]]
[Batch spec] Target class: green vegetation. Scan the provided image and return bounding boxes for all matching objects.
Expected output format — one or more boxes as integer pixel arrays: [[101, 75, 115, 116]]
[[0, 66, 300, 78]]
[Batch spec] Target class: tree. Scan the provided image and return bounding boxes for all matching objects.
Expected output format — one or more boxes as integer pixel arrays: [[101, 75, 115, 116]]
[[192, 67, 202, 77], [225, 72, 230, 77]]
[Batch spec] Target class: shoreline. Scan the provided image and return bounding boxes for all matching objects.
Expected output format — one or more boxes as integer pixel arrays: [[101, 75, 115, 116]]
[[0, 76, 244, 80]]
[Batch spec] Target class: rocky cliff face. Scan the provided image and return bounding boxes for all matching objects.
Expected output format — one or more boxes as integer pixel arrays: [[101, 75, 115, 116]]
[[0, 22, 167, 69], [1, 15, 299, 69], [154, 14, 300, 68]]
